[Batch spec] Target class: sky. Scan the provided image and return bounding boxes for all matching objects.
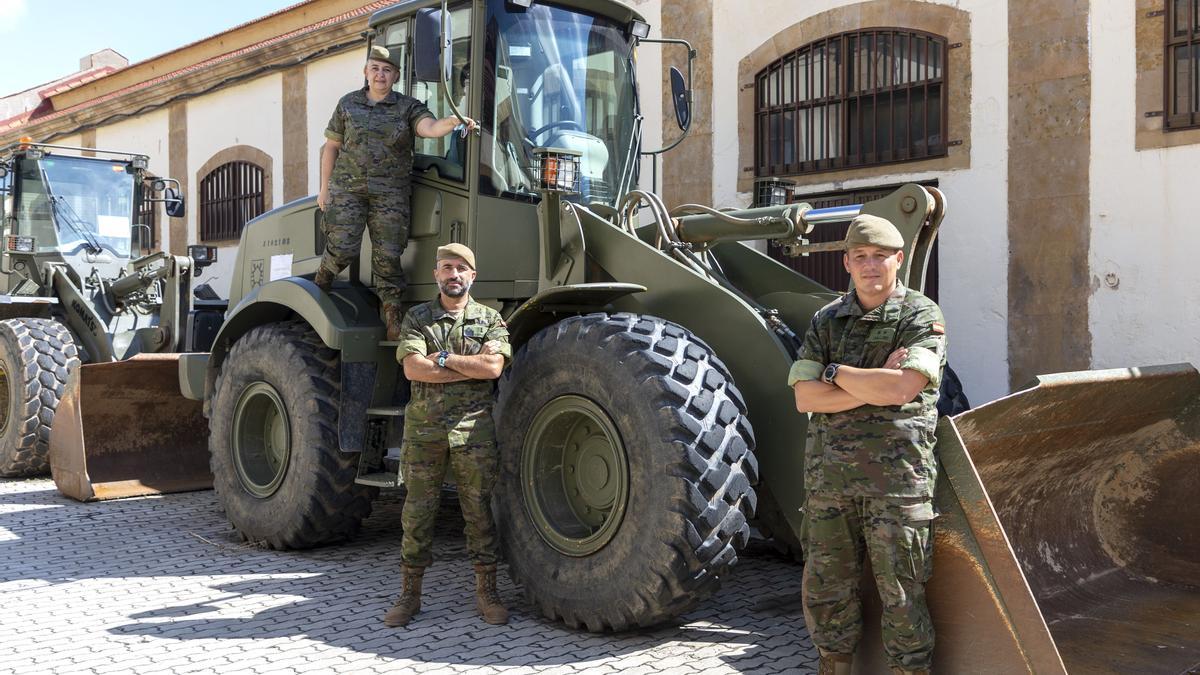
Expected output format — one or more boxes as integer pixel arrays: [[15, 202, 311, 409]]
[[0, 0, 301, 97]]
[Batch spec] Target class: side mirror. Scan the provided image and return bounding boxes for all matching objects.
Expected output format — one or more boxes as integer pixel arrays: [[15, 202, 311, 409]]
[[413, 8, 451, 83], [670, 67, 690, 131], [188, 244, 217, 270], [164, 187, 185, 218]]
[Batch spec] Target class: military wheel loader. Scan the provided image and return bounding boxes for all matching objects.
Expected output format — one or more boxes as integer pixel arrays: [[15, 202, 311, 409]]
[[0, 139, 224, 499], [178, 0, 1200, 671]]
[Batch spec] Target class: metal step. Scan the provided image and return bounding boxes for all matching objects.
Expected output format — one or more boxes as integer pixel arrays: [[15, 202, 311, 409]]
[[366, 407, 404, 417], [356, 471, 399, 488]]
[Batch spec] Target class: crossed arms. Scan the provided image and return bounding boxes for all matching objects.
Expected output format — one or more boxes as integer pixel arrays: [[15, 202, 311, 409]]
[[402, 340, 505, 384], [792, 347, 930, 413]]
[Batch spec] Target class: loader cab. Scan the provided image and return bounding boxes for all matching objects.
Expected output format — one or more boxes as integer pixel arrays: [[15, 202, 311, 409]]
[[368, 0, 645, 299]]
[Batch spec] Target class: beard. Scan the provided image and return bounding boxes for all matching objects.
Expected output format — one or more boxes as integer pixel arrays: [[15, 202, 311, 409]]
[[438, 278, 471, 298]]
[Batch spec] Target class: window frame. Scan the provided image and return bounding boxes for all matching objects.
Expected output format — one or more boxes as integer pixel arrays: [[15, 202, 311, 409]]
[[198, 161, 265, 243], [753, 28, 949, 177], [134, 176, 159, 252], [1165, 0, 1200, 131]]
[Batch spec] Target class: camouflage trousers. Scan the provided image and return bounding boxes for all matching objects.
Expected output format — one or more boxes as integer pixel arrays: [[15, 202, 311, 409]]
[[801, 492, 935, 670], [399, 435, 500, 568], [320, 189, 410, 304]]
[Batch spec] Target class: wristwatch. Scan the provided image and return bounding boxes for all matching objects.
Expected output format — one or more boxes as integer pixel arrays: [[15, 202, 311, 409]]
[[822, 363, 841, 384], [437, 350, 450, 368]]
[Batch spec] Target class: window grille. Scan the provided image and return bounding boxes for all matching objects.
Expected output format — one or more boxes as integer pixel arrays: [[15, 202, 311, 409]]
[[1166, 0, 1200, 130], [135, 178, 159, 251], [754, 29, 948, 175], [199, 161, 264, 242]]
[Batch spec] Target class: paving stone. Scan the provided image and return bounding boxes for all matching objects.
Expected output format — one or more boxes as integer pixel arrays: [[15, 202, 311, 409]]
[[0, 477, 817, 674]]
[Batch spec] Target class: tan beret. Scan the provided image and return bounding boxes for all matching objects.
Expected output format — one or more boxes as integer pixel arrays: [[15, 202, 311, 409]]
[[844, 214, 904, 250], [436, 243, 476, 269], [368, 45, 400, 70]]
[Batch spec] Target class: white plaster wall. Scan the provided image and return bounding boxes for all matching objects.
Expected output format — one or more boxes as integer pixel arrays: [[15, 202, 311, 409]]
[[708, 0, 1011, 403], [305, 49, 367, 195], [1089, 0, 1200, 370], [186, 74, 285, 297], [93, 110, 172, 250]]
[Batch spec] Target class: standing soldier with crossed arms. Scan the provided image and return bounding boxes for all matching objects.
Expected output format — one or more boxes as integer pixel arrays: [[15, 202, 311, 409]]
[[384, 243, 511, 628], [790, 215, 947, 675]]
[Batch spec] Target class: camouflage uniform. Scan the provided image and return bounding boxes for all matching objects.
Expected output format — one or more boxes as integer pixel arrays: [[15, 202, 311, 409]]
[[395, 298, 512, 567], [788, 282, 947, 671], [321, 87, 434, 303]]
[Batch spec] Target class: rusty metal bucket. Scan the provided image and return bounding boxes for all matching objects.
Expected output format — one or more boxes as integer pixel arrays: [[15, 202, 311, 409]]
[[49, 354, 212, 501], [853, 363, 1200, 674]]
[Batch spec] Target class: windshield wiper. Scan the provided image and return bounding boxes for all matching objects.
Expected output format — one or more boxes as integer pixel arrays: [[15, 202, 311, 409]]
[[40, 168, 103, 254]]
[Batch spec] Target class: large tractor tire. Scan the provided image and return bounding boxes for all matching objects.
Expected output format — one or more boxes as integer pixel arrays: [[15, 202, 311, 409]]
[[209, 321, 377, 549], [494, 313, 759, 631], [0, 318, 78, 478]]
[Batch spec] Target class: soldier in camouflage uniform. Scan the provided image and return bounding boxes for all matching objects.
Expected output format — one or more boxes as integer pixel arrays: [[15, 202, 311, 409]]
[[789, 215, 947, 675], [315, 45, 477, 339], [383, 243, 512, 628]]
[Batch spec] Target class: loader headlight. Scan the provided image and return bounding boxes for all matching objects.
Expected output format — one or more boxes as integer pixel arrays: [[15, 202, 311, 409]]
[[629, 20, 650, 39], [131, 156, 149, 170], [532, 147, 582, 195], [151, 179, 167, 192], [6, 235, 35, 253], [754, 177, 795, 207]]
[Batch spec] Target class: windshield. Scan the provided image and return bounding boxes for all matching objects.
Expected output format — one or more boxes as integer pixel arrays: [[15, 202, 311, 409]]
[[481, 1, 638, 205], [17, 156, 135, 257]]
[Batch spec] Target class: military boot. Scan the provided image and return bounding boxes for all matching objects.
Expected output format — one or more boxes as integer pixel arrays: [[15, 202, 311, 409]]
[[313, 267, 335, 293], [473, 562, 509, 625], [383, 302, 404, 341], [891, 669, 930, 675], [817, 651, 853, 675], [382, 565, 424, 627]]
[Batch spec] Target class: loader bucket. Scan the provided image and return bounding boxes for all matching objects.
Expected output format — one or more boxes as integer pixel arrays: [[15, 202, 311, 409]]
[[853, 363, 1200, 674], [49, 354, 212, 501]]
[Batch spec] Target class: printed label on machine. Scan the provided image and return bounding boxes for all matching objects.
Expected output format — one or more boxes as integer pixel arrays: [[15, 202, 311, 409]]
[[269, 254, 293, 281]]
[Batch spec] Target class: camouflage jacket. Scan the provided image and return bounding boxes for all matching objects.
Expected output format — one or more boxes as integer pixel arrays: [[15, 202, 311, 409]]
[[395, 298, 512, 447], [324, 87, 434, 195], [787, 282, 947, 498]]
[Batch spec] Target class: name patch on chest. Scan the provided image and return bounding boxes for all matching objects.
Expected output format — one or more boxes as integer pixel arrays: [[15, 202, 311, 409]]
[[866, 326, 896, 343], [463, 324, 488, 338]]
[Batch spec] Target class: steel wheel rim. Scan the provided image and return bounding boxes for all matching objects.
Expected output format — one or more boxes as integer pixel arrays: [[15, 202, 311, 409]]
[[521, 395, 629, 556], [232, 381, 291, 498]]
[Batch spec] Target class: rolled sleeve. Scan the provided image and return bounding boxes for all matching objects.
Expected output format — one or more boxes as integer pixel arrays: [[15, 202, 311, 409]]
[[409, 101, 436, 131], [394, 313, 427, 363], [788, 359, 825, 387], [324, 103, 345, 143], [900, 346, 942, 388], [485, 318, 512, 367]]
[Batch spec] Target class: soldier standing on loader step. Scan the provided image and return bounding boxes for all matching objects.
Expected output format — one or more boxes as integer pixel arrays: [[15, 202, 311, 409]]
[[788, 215, 947, 675], [315, 45, 477, 340], [385, 243, 512, 627]]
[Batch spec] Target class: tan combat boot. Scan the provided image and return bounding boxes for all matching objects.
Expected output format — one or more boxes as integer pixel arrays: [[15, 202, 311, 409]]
[[382, 565, 424, 627], [313, 267, 335, 292], [473, 562, 509, 625], [817, 651, 853, 675], [383, 302, 403, 341]]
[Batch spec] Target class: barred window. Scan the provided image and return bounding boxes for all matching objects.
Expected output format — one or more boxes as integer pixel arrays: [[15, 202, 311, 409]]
[[1166, 0, 1200, 130], [199, 161, 264, 242], [755, 29, 947, 175]]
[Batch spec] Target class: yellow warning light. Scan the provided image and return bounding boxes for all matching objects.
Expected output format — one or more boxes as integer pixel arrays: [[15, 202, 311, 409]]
[[17, 136, 34, 150]]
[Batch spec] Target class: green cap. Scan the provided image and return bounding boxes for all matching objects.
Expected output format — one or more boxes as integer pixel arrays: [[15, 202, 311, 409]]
[[368, 45, 400, 70], [844, 214, 904, 250], [436, 243, 476, 270]]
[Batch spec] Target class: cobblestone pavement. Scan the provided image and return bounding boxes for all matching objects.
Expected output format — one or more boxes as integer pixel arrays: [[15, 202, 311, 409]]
[[0, 477, 818, 674]]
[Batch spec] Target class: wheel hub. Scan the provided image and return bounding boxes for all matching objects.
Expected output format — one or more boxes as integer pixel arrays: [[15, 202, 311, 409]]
[[231, 381, 291, 498], [522, 395, 629, 556]]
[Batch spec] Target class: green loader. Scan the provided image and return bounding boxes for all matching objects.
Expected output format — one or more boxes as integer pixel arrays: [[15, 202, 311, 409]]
[[178, 1, 1200, 672], [0, 139, 223, 499]]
